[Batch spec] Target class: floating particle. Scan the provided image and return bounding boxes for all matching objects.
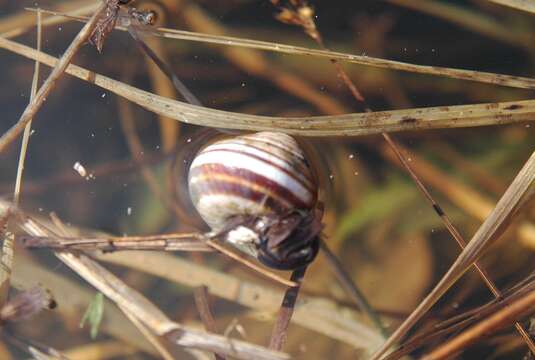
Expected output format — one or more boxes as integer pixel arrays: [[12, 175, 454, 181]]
[[73, 162, 87, 177]]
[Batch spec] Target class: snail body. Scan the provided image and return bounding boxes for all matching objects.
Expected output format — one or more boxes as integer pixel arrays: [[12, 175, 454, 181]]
[[188, 132, 321, 270]]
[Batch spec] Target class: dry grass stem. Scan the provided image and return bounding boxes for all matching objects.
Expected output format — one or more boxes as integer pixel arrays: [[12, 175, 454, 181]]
[[13, 9, 41, 205], [385, 274, 535, 359], [0, 37, 533, 136], [204, 239, 299, 287], [371, 151, 535, 359], [24, 8, 535, 90], [0, 1, 97, 35], [486, 0, 535, 13], [1, 205, 290, 360], [50, 217, 176, 360], [21, 232, 298, 287], [97, 250, 383, 351], [422, 287, 535, 360], [21, 233, 214, 252], [12, 256, 159, 356], [277, 4, 532, 355], [385, 0, 530, 47], [381, 145, 535, 246], [0, 8, 43, 310], [194, 286, 226, 360], [382, 133, 535, 352]]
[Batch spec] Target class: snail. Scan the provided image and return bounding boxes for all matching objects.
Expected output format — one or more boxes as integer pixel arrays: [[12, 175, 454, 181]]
[[188, 131, 322, 270]]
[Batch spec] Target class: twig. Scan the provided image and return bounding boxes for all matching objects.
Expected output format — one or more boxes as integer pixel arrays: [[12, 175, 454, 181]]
[[422, 287, 535, 360], [269, 266, 307, 351], [1, 36, 533, 136], [0, 1, 108, 154], [21, 233, 213, 252], [194, 286, 226, 360], [20, 233, 298, 288]]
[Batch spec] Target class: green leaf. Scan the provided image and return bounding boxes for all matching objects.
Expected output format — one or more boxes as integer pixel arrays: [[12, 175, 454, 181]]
[[80, 293, 104, 339]]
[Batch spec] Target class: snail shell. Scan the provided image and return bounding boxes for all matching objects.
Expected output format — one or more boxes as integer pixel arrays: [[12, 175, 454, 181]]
[[188, 132, 320, 269]]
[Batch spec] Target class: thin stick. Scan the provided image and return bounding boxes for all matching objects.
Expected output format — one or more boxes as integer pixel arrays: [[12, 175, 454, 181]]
[[384, 274, 535, 359], [422, 287, 535, 360], [0, 36, 533, 136], [127, 26, 202, 107], [14, 9, 42, 205], [205, 239, 298, 288], [268, 267, 307, 351], [20, 232, 298, 287], [320, 241, 387, 337], [25, 8, 535, 90], [9, 208, 290, 360], [194, 286, 226, 360], [20, 233, 214, 252], [0, 2, 108, 154], [0, 9, 43, 309]]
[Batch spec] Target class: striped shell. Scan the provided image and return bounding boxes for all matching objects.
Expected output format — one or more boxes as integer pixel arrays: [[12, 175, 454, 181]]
[[188, 132, 318, 233]]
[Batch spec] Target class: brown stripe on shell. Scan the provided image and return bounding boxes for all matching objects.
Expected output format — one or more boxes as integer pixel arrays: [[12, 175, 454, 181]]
[[189, 163, 315, 211], [215, 138, 316, 190], [189, 176, 287, 217], [197, 147, 316, 197], [238, 132, 308, 163]]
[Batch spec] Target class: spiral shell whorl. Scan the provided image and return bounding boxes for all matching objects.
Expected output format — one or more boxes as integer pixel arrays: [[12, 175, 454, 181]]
[[188, 132, 317, 232]]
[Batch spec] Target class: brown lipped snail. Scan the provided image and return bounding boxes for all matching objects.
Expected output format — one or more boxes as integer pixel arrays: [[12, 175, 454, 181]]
[[187, 131, 322, 270]]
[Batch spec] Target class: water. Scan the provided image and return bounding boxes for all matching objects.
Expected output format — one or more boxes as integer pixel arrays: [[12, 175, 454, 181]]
[[0, 0, 534, 359]]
